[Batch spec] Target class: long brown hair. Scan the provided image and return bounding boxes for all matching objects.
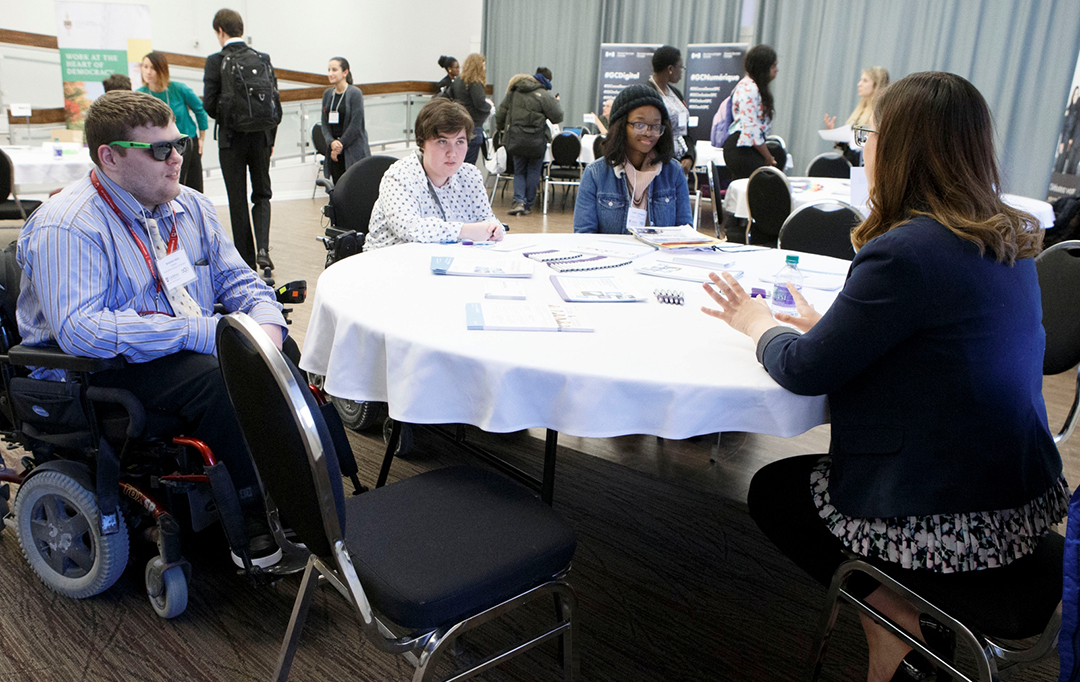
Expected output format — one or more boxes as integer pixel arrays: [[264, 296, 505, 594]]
[[461, 53, 486, 86], [143, 51, 170, 88], [852, 71, 1041, 264]]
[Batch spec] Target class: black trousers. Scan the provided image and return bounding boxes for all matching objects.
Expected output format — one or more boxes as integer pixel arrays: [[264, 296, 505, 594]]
[[723, 131, 771, 180], [89, 351, 260, 506], [327, 154, 347, 185], [748, 455, 1046, 603], [179, 138, 203, 193], [219, 132, 273, 269]]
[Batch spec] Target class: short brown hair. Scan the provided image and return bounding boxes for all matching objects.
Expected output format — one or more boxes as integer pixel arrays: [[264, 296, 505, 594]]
[[85, 91, 174, 166], [142, 51, 170, 88], [852, 71, 1041, 264], [213, 9, 244, 37], [414, 98, 473, 147], [102, 73, 131, 92]]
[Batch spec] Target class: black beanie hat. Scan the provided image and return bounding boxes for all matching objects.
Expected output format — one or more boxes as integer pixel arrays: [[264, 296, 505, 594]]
[[609, 84, 667, 125]]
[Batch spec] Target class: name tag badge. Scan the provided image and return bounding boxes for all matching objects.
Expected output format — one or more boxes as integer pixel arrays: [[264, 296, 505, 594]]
[[328, 111, 340, 124], [626, 206, 648, 229], [158, 249, 197, 290], [678, 111, 688, 129]]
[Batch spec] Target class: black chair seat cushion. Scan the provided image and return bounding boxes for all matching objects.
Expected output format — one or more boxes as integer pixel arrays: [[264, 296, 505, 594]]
[[878, 532, 1064, 640], [548, 167, 582, 180], [0, 199, 42, 221], [344, 465, 576, 630]]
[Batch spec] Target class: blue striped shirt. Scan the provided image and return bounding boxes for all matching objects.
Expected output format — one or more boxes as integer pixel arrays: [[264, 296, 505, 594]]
[[17, 169, 285, 380]]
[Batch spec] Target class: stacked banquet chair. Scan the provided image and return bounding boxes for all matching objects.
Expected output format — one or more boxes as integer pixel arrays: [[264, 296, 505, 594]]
[[0, 242, 310, 618], [313, 154, 414, 455], [216, 312, 578, 682]]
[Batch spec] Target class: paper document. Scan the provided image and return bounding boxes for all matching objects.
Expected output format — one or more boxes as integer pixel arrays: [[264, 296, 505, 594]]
[[465, 302, 593, 332]]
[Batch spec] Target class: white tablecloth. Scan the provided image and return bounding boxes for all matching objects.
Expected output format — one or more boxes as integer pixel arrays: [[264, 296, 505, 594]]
[[723, 176, 1056, 229], [543, 134, 599, 165], [300, 234, 845, 440], [4, 145, 93, 191]]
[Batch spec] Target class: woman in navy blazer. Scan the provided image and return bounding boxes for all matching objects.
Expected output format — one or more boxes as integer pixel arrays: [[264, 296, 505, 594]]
[[702, 72, 1065, 682]]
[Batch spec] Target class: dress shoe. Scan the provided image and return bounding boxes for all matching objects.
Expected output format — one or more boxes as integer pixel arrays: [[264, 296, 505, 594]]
[[256, 248, 274, 270]]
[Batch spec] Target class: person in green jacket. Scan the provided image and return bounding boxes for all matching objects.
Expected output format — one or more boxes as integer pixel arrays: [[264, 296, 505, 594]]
[[496, 70, 563, 215], [139, 51, 209, 192]]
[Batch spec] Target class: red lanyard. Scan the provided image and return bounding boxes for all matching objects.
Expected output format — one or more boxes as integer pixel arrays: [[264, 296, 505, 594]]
[[90, 169, 178, 292]]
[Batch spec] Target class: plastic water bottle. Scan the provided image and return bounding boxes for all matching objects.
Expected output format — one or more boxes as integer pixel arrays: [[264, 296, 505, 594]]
[[770, 255, 803, 316]]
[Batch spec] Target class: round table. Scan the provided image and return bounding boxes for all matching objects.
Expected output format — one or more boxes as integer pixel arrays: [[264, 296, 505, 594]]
[[3, 145, 94, 192], [300, 233, 843, 441]]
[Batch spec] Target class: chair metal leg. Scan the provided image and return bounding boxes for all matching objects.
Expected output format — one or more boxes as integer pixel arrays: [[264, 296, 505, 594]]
[[375, 419, 401, 488], [273, 556, 322, 682], [543, 175, 550, 215]]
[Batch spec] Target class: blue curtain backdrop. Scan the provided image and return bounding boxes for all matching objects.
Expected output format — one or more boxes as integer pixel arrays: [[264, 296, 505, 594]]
[[755, 0, 1080, 199], [482, 0, 742, 136]]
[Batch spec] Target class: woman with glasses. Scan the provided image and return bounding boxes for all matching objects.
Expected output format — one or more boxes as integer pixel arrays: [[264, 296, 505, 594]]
[[824, 66, 890, 165], [138, 51, 208, 191], [574, 85, 692, 234], [702, 72, 1065, 682], [321, 56, 371, 184], [722, 44, 779, 180], [647, 45, 696, 173]]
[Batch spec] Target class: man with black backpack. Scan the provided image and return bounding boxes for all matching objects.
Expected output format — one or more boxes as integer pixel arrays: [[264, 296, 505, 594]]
[[203, 8, 281, 276]]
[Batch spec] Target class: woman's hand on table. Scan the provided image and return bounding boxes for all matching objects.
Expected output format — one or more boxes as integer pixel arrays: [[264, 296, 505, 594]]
[[823, 114, 836, 130], [701, 271, 778, 344], [773, 283, 821, 332], [459, 220, 505, 242]]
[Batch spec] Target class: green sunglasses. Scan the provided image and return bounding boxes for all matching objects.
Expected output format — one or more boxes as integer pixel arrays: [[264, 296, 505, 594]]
[[109, 137, 190, 161]]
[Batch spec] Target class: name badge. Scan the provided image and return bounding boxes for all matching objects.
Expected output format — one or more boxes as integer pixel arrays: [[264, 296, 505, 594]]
[[158, 249, 197, 290], [328, 111, 340, 124], [626, 206, 648, 229], [678, 111, 688, 129]]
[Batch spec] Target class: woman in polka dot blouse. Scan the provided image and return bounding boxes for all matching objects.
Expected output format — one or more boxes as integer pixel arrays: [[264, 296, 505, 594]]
[[365, 99, 504, 250]]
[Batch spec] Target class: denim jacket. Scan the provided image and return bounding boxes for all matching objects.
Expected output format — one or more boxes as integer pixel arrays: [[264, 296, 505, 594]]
[[573, 158, 692, 234]]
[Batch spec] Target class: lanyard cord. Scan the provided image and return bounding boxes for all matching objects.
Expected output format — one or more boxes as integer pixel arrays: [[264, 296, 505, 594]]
[[90, 169, 177, 293]]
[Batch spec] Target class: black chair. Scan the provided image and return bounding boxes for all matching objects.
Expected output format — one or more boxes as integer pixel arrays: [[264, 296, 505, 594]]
[[766, 135, 788, 173], [745, 166, 792, 247], [1036, 240, 1080, 445], [215, 313, 579, 682], [489, 149, 515, 203], [805, 152, 852, 179], [777, 200, 861, 260], [543, 133, 583, 214], [0, 149, 42, 221], [322, 154, 397, 239], [808, 533, 1064, 681], [709, 162, 734, 240], [592, 135, 605, 161], [311, 123, 329, 199]]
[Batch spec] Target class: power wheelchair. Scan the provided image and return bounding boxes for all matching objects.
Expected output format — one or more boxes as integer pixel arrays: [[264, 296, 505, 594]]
[[0, 243, 317, 618]]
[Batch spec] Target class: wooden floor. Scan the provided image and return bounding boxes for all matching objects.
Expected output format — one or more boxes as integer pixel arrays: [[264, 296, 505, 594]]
[[0, 181, 1074, 681]]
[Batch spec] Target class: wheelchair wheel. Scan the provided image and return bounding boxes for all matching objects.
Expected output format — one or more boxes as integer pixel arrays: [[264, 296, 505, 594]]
[[14, 471, 129, 599], [382, 417, 414, 457], [331, 397, 380, 431], [145, 556, 188, 619]]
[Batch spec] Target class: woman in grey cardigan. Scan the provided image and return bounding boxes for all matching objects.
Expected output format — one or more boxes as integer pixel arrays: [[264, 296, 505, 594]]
[[322, 57, 371, 183]]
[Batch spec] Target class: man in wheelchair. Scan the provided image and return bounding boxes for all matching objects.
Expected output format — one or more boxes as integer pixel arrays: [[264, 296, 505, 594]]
[[13, 91, 287, 575]]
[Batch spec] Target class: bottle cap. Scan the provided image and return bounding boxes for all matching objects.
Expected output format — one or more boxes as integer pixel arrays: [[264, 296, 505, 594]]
[[786, 255, 799, 265]]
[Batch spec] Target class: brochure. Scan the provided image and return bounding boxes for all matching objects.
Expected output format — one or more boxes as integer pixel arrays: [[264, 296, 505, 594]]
[[635, 262, 742, 283], [627, 225, 724, 251], [465, 302, 593, 332], [549, 275, 645, 302], [430, 256, 532, 278]]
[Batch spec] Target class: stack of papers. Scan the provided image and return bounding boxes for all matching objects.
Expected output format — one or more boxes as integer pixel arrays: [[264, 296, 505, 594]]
[[628, 225, 723, 251], [550, 275, 645, 302], [465, 302, 593, 332], [431, 256, 532, 278]]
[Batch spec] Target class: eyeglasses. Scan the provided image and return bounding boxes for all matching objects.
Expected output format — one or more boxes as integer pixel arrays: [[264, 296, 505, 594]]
[[109, 137, 190, 161], [629, 122, 666, 136], [852, 125, 877, 148]]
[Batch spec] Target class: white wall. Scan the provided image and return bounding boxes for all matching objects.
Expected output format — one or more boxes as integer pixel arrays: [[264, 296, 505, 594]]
[[0, 0, 483, 105]]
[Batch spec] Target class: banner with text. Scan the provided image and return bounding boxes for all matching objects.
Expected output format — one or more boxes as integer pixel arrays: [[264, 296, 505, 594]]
[[597, 43, 661, 113], [55, 1, 151, 129], [685, 43, 747, 143]]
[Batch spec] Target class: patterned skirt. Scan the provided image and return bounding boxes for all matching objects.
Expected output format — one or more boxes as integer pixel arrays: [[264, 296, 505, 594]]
[[811, 456, 1070, 573]]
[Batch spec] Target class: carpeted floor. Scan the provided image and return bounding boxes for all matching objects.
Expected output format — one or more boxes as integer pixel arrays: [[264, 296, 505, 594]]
[[0, 422, 1061, 681]]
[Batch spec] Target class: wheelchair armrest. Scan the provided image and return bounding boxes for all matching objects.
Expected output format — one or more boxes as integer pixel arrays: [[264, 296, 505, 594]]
[[6, 344, 126, 373]]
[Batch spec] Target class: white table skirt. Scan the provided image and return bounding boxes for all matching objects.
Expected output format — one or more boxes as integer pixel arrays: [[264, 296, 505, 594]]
[[543, 134, 598, 165], [300, 234, 844, 440], [4, 146, 94, 191], [722, 176, 1056, 229]]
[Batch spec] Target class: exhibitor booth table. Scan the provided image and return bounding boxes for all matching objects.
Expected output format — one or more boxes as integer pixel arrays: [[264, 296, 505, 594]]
[[300, 233, 848, 502]]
